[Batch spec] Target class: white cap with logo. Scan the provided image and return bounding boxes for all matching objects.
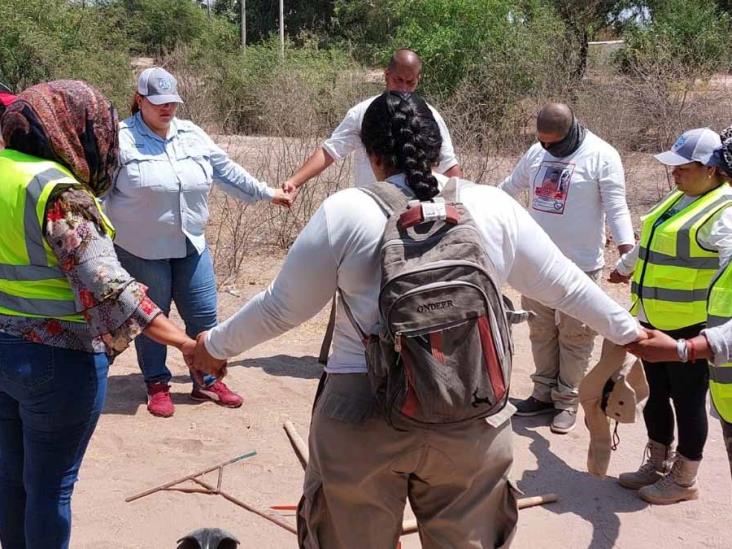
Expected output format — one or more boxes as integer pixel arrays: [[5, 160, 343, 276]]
[[654, 128, 722, 167], [137, 67, 183, 105]]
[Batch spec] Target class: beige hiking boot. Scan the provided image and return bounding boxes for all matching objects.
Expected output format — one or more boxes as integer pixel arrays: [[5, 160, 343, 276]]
[[618, 440, 674, 490], [638, 455, 700, 504]]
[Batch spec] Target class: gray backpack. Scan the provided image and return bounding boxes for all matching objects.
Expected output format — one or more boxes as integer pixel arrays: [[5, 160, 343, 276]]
[[323, 178, 514, 426]]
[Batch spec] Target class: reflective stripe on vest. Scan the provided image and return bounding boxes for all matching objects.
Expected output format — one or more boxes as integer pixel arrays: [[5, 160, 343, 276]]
[[631, 185, 732, 330], [706, 262, 732, 423], [0, 150, 114, 322]]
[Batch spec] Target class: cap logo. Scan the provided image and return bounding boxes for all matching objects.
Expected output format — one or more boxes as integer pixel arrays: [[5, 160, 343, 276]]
[[672, 134, 688, 152], [157, 78, 172, 91]]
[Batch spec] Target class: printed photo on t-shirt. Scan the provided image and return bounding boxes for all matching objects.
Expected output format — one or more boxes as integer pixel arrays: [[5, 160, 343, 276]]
[[531, 161, 575, 215]]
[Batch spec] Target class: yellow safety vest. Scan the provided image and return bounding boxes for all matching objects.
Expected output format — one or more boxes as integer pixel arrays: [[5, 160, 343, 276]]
[[706, 263, 732, 422], [0, 149, 114, 323], [631, 184, 732, 331]]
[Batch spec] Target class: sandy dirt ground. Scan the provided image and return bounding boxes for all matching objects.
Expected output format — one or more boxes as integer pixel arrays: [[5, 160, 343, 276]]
[[68, 257, 732, 549], [66, 146, 732, 548]]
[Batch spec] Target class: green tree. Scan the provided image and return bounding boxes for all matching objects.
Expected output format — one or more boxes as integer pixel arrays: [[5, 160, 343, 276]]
[[214, 0, 335, 45], [618, 0, 730, 76], [0, 0, 130, 106], [112, 0, 212, 55]]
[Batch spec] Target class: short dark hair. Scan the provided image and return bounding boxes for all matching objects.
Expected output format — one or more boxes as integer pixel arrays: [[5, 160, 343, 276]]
[[361, 92, 441, 201]]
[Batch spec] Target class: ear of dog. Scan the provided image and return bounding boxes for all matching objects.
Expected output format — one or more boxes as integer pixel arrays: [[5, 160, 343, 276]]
[[177, 528, 240, 549]]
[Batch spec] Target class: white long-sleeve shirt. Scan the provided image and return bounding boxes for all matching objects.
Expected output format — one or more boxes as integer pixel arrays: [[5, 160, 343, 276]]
[[322, 96, 458, 188], [704, 322, 732, 365], [205, 175, 639, 373], [499, 131, 634, 272]]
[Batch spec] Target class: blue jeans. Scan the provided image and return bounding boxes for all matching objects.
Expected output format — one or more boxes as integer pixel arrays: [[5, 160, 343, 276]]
[[0, 333, 108, 549], [115, 241, 217, 386]]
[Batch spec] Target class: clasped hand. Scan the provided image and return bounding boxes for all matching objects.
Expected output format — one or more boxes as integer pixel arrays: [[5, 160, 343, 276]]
[[180, 331, 228, 378]]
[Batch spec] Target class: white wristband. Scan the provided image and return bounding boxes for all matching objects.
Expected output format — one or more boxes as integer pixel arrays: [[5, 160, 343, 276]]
[[676, 338, 689, 363]]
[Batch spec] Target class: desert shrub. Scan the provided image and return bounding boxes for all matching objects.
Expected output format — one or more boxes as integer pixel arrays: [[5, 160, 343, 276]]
[[176, 38, 372, 135]]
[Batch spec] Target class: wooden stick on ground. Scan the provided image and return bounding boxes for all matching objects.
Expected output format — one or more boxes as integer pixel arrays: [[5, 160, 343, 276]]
[[283, 419, 309, 469], [125, 450, 257, 503], [191, 477, 298, 535], [400, 493, 559, 535]]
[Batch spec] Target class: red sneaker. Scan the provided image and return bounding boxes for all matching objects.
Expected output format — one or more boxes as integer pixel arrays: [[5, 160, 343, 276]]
[[191, 380, 243, 408], [147, 382, 175, 417]]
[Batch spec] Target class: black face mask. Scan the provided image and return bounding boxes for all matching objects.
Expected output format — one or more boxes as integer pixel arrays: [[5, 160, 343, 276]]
[[541, 117, 586, 158]]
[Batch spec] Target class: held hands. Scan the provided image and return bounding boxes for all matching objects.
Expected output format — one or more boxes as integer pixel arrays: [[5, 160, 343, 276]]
[[625, 328, 678, 362], [186, 331, 228, 378], [271, 188, 293, 208], [180, 337, 197, 368], [280, 179, 300, 203], [607, 268, 631, 284]]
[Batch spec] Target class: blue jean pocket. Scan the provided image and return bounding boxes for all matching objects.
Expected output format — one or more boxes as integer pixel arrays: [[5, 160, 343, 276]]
[[0, 334, 55, 390]]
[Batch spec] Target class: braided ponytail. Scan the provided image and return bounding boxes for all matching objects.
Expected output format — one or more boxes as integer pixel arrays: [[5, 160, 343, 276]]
[[361, 92, 442, 201], [717, 125, 732, 180]]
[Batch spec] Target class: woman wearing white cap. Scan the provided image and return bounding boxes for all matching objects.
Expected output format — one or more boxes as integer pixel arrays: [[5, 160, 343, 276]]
[[625, 128, 732, 489], [104, 67, 290, 418], [609, 127, 732, 504]]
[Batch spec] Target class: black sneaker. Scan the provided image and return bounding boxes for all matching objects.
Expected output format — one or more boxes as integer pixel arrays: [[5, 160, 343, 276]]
[[513, 396, 554, 417]]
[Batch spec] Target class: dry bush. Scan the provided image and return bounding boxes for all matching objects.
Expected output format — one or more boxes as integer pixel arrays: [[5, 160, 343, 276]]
[[202, 72, 379, 284], [159, 42, 732, 286], [576, 69, 732, 155]]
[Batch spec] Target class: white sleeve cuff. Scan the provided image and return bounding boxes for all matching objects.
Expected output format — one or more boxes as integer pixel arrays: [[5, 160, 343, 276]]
[[204, 329, 229, 360]]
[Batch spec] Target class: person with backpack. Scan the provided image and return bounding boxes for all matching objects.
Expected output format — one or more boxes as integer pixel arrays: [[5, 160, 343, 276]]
[[190, 91, 644, 548]]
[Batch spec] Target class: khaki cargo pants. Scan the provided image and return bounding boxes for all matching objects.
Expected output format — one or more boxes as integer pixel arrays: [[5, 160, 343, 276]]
[[521, 269, 602, 411], [297, 373, 518, 549]]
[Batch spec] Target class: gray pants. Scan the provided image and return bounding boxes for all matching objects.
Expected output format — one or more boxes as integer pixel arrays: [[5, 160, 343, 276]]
[[521, 269, 602, 411], [297, 373, 518, 548]]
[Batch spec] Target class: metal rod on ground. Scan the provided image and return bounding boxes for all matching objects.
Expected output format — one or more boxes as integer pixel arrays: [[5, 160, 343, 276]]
[[191, 478, 298, 535], [284, 420, 309, 468], [125, 450, 257, 502], [400, 493, 559, 535]]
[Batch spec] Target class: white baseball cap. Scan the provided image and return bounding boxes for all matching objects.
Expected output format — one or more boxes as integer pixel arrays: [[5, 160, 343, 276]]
[[655, 128, 722, 167], [137, 67, 183, 105]]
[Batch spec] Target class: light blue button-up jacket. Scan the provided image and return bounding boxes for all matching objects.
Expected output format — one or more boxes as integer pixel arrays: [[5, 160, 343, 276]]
[[104, 113, 275, 259]]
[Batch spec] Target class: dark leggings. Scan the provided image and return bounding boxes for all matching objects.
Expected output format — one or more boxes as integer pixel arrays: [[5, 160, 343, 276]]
[[722, 419, 732, 480], [641, 324, 709, 461]]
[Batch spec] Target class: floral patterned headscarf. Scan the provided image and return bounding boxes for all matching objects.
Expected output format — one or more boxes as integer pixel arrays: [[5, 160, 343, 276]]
[[1, 80, 118, 196]]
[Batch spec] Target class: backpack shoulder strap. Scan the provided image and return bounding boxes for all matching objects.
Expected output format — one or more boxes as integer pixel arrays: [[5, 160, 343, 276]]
[[358, 181, 411, 217], [318, 291, 370, 365], [438, 177, 468, 203]]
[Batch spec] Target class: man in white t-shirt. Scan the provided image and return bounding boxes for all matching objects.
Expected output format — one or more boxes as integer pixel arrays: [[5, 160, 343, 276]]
[[499, 102, 635, 435], [281, 49, 461, 195]]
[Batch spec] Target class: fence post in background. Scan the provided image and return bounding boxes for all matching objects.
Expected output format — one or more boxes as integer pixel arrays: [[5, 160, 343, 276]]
[[240, 0, 246, 50], [279, 0, 285, 60]]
